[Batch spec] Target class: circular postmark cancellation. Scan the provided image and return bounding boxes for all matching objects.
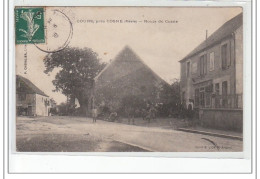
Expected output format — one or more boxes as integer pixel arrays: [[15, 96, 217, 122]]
[[34, 9, 73, 53], [15, 7, 73, 53]]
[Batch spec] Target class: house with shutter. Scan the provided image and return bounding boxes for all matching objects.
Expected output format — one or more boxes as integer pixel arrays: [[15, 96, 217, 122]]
[[179, 13, 243, 131], [91, 46, 168, 114], [16, 75, 50, 116]]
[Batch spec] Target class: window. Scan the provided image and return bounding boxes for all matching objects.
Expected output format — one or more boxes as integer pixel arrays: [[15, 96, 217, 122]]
[[200, 54, 207, 76], [221, 44, 227, 69], [221, 44, 231, 70], [215, 83, 220, 108], [215, 83, 220, 94], [195, 89, 199, 107], [209, 52, 214, 71], [186, 61, 190, 77], [205, 84, 213, 92], [200, 56, 203, 75], [199, 92, 205, 107], [222, 81, 228, 95], [206, 93, 211, 107], [191, 62, 197, 74]]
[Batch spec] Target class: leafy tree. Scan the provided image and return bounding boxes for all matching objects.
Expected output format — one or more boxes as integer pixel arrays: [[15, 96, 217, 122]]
[[157, 79, 181, 117], [43, 47, 106, 113], [56, 102, 69, 116]]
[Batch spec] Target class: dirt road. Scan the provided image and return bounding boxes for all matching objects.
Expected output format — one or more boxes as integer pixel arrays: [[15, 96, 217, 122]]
[[16, 116, 243, 152]]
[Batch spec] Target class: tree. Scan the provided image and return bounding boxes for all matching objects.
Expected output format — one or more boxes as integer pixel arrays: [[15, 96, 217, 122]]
[[157, 79, 181, 117], [43, 47, 106, 113], [56, 102, 70, 116]]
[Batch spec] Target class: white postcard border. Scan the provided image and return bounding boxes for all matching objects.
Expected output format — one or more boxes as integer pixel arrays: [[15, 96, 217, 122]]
[[7, 0, 253, 174]]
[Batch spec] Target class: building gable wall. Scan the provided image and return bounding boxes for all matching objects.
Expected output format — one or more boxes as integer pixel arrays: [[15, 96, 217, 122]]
[[93, 47, 166, 111], [35, 94, 50, 116]]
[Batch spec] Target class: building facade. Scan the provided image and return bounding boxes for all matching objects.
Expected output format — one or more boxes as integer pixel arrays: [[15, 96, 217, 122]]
[[180, 13, 243, 110], [179, 13, 243, 131], [16, 75, 50, 116]]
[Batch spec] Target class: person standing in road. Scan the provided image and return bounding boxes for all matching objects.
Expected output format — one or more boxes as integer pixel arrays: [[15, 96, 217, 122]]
[[92, 107, 98, 123]]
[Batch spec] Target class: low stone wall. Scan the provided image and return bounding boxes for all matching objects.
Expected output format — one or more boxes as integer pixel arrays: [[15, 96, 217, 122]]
[[199, 108, 243, 132]]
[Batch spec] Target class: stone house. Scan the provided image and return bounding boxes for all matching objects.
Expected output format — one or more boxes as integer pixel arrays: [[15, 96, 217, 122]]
[[179, 13, 243, 131], [16, 75, 50, 116]]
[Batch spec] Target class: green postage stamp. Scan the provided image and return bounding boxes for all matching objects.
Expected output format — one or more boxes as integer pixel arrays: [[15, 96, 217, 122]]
[[15, 7, 45, 44]]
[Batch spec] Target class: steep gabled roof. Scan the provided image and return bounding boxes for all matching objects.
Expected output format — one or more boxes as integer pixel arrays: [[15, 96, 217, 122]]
[[16, 75, 49, 97], [180, 13, 243, 62], [94, 46, 168, 85]]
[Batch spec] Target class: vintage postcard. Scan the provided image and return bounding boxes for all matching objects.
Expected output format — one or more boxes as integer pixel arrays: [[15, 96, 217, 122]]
[[15, 6, 244, 153]]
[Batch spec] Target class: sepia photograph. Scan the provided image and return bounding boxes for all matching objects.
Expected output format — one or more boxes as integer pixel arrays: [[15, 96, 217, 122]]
[[15, 6, 243, 152]]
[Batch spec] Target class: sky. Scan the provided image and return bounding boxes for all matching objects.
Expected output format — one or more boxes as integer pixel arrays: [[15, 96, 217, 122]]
[[16, 7, 242, 104]]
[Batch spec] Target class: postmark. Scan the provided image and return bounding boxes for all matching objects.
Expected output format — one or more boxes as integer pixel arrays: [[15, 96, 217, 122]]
[[15, 7, 45, 44], [34, 9, 73, 53]]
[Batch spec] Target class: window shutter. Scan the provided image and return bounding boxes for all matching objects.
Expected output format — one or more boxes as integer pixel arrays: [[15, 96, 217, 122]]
[[209, 52, 214, 71], [200, 56, 203, 76], [199, 57, 201, 76], [204, 54, 207, 74], [227, 42, 231, 67], [221, 44, 227, 69]]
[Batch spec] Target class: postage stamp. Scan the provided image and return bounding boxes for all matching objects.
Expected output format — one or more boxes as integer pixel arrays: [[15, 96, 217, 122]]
[[15, 7, 45, 44]]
